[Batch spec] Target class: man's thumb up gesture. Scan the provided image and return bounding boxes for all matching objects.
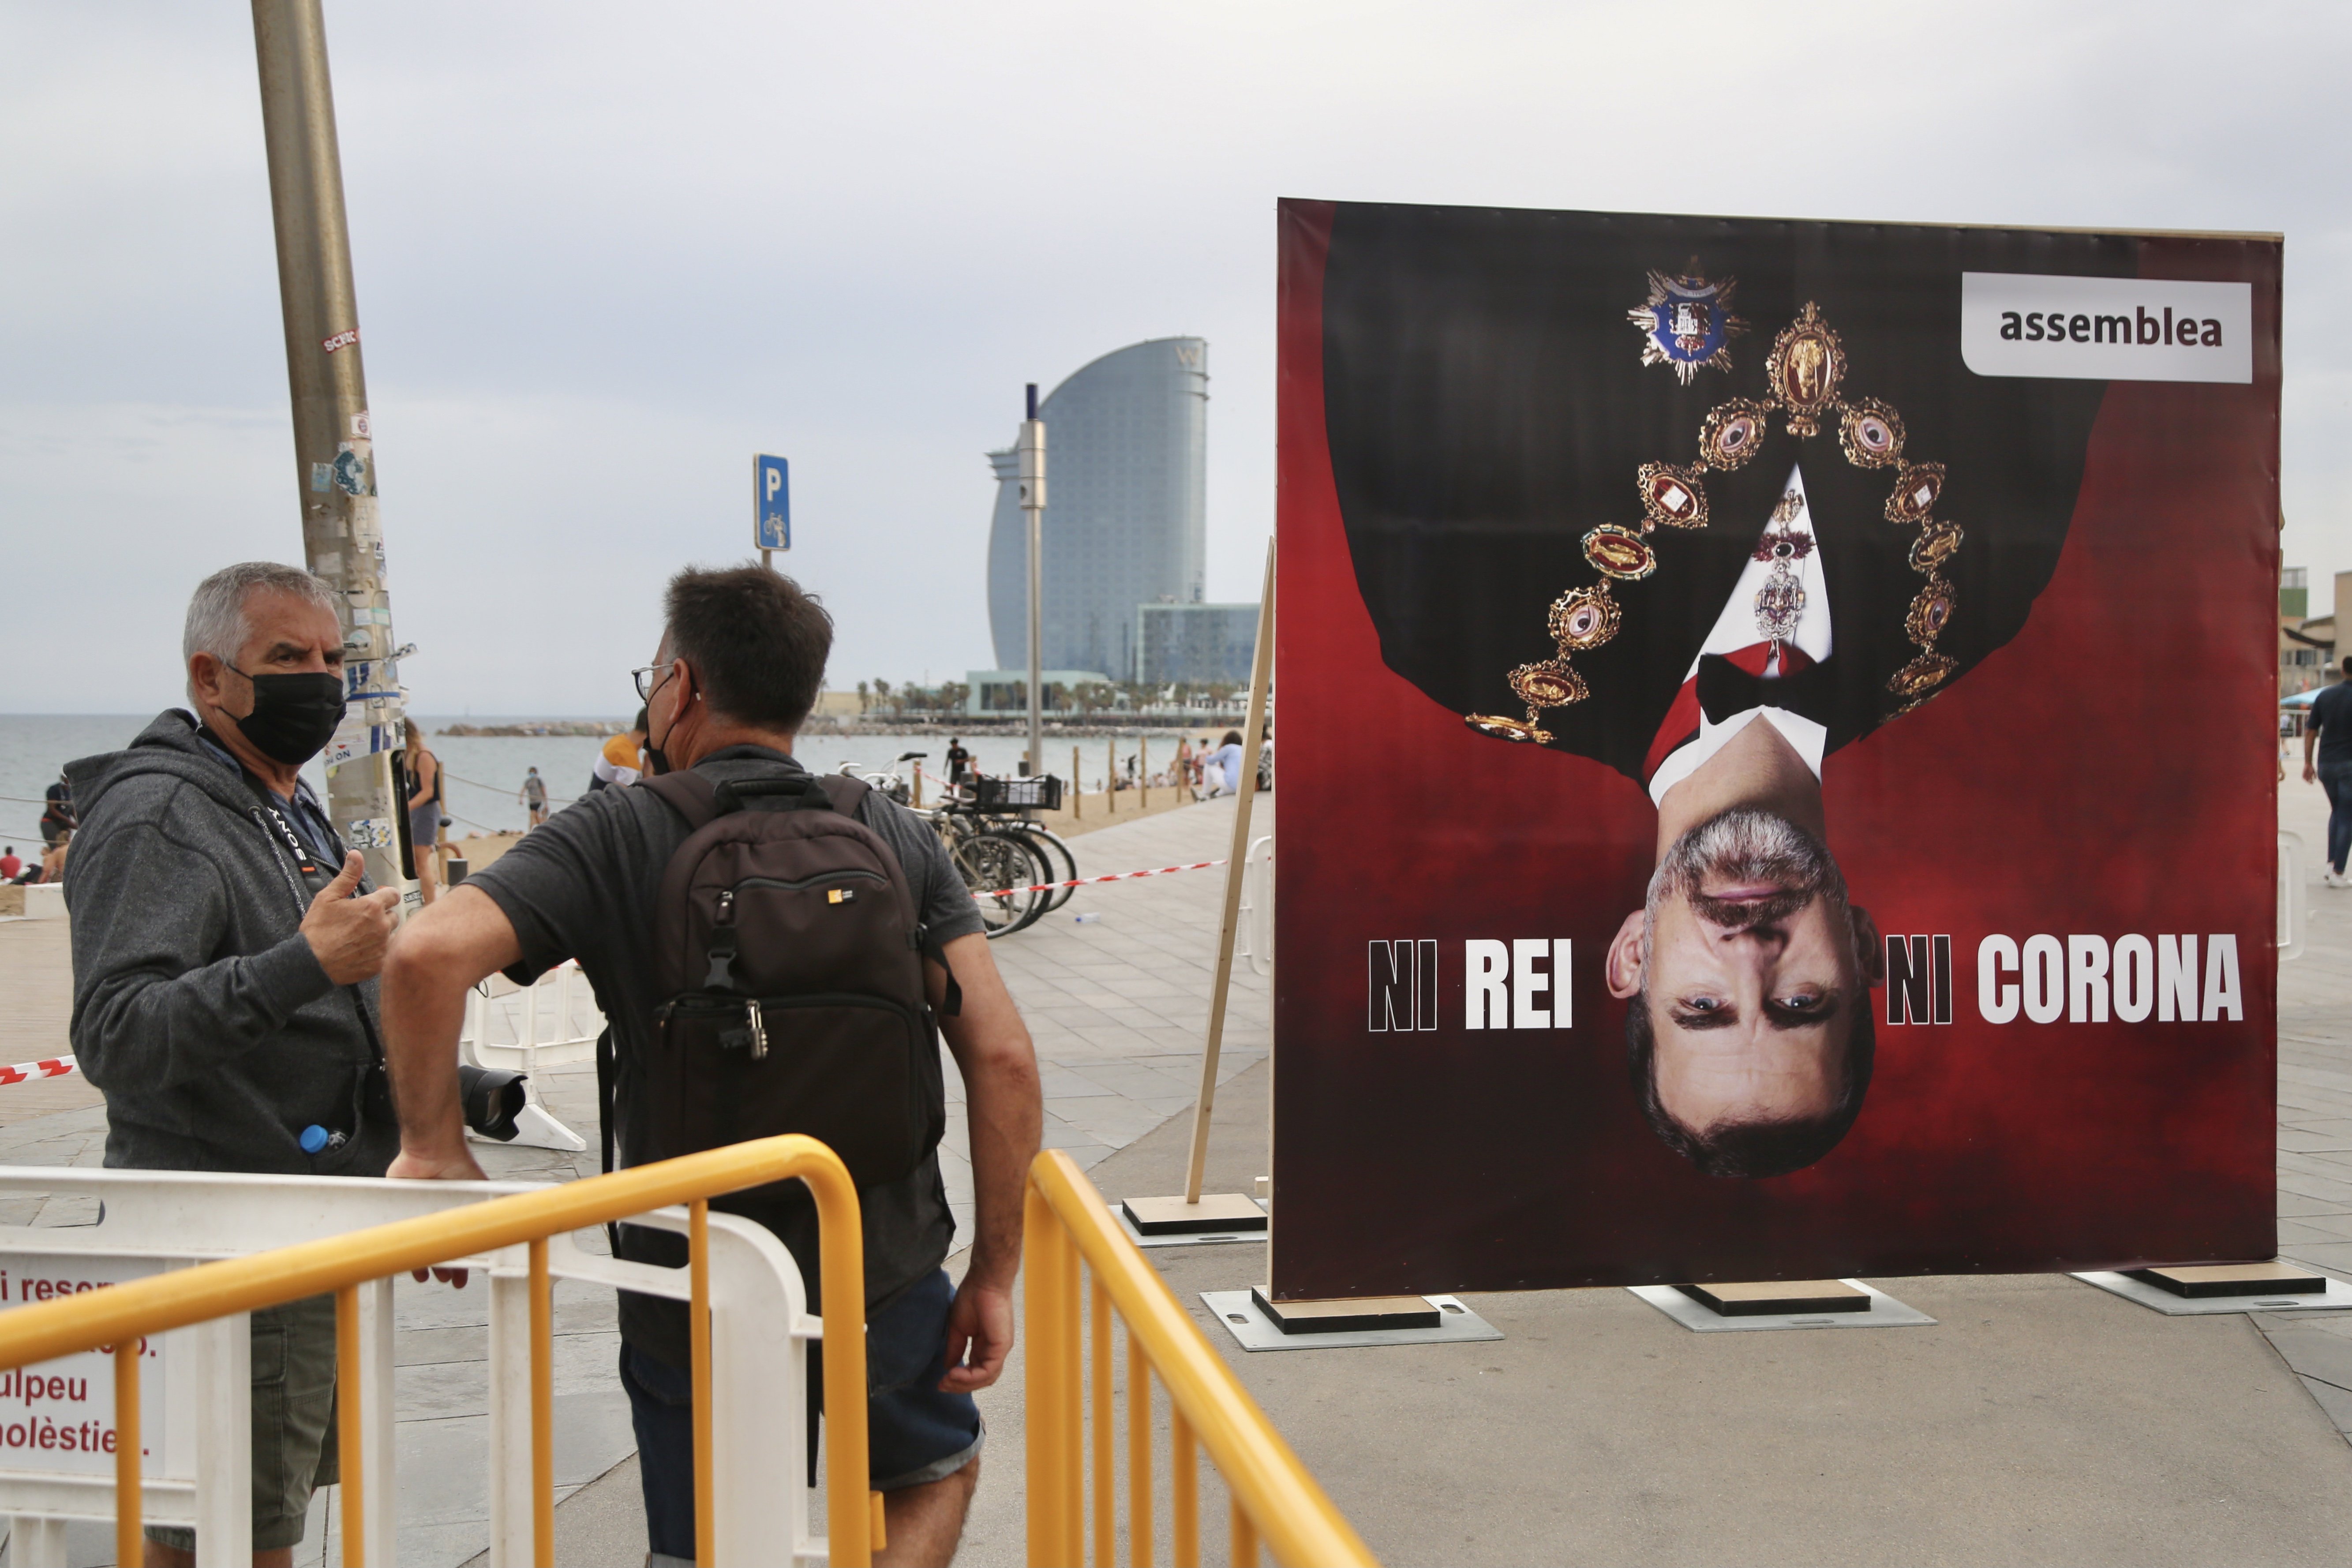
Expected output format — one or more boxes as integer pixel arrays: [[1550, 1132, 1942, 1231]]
[[302, 851, 403, 984]]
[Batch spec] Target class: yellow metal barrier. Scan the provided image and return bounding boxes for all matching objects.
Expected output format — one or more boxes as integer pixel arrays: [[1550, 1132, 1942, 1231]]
[[0, 1135, 873, 1568], [1024, 1149, 1377, 1568]]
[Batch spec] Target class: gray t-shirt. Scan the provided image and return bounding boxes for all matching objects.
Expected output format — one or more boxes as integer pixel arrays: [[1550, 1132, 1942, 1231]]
[[466, 745, 983, 1366]]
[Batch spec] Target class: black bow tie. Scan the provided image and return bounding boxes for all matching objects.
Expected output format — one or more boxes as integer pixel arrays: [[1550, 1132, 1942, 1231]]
[[1696, 653, 1838, 726]]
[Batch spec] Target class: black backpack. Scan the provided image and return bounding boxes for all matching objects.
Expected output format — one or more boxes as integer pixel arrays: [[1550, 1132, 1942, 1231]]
[[627, 769, 948, 1198]]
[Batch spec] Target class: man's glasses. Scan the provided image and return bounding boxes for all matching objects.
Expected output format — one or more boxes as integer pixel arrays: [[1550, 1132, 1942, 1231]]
[[632, 664, 670, 702]]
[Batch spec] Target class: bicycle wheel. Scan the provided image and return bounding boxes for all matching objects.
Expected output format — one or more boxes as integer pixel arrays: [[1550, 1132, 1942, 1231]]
[[951, 829, 1049, 938], [1013, 825, 1080, 912]]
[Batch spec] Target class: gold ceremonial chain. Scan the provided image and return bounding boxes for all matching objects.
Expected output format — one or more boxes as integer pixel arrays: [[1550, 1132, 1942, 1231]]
[[1466, 302, 1961, 744]]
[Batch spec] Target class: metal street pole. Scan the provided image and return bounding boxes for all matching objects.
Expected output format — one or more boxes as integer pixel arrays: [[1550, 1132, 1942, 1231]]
[[1016, 384, 1046, 779], [251, 0, 408, 895]]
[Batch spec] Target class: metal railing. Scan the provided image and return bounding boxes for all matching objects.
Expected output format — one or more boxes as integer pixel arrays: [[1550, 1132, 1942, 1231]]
[[0, 1135, 875, 1568], [1025, 1149, 1375, 1568]]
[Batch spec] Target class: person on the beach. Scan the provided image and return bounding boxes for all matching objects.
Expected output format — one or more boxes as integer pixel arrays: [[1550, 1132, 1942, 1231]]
[[1206, 730, 1246, 797], [405, 723, 445, 906], [519, 766, 549, 828], [40, 772, 74, 849]]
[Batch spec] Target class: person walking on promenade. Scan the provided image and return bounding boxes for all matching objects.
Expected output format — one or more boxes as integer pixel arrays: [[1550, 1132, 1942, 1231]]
[[379, 565, 1043, 1568], [64, 561, 405, 1565], [406, 723, 447, 906], [589, 708, 648, 793], [519, 766, 549, 828], [2305, 662, 2352, 886], [945, 736, 972, 786]]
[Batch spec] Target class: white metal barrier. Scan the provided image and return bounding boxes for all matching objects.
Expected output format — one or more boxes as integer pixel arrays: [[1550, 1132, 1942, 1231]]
[[463, 961, 599, 1151], [0, 1168, 825, 1566], [1236, 833, 1274, 978], [2280, 828, 2307, 963]]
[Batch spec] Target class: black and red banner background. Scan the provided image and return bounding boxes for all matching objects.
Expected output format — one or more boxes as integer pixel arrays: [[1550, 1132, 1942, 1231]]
[[1270, 198, 2281, 1299]]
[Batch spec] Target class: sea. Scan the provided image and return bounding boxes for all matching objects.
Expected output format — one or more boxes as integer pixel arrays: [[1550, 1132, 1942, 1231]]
[[0, 716, 1080, 842]]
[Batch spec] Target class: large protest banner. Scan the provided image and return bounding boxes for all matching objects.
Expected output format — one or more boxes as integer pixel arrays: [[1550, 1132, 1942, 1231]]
[[1272, 199, 2281, 1298]]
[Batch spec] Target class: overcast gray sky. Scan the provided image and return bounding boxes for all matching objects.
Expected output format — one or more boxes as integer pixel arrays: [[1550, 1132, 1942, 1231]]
[[3, 1, 2343, 715]]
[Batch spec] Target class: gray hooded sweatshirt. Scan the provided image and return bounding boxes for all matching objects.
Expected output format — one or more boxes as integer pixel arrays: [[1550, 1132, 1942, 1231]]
[[64, 710, 394, 1176]]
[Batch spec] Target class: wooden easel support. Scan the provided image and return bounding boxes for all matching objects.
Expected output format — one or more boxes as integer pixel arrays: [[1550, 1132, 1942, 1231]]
[[1117, 542, 1275, 1242]]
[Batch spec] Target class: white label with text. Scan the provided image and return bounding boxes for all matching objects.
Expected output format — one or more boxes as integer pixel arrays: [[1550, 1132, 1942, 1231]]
[[1961, 271, 2251, 384]]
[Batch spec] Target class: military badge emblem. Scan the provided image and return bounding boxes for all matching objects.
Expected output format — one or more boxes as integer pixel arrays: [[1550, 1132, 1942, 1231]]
[[1628, 266, 1745, 384]]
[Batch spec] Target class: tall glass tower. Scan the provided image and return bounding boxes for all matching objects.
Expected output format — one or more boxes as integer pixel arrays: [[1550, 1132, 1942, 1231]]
[[987, 338, 1208, 679]]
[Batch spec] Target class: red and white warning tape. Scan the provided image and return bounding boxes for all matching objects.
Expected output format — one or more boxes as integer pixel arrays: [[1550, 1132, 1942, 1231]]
[[0, 1055, 76, 1086], [973, 859, 1226, 900]]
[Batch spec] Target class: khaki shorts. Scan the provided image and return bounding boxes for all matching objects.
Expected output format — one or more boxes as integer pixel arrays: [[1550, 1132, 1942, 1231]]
[[146, 1294, 338, 1553]]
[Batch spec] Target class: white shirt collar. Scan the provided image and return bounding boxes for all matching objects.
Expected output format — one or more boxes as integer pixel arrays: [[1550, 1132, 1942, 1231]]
[[1648, 462, 1833, 807]]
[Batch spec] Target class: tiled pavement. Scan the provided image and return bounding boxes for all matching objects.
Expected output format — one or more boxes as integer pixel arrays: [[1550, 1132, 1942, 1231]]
[[936, 792, 1270, 1238], [2260, 767, 2352, 1434]]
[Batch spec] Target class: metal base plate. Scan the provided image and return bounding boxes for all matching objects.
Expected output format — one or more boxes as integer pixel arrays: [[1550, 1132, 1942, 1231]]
[[1202, 1291, 1502, 1351], [2073, 1268, 2352, 1315], [1112, 1201, 1269, 1250], [1629, 1280, 1936, 1332]]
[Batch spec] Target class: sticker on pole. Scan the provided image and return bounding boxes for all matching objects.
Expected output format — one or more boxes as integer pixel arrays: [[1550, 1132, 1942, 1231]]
[[754, 454, 790, 550]]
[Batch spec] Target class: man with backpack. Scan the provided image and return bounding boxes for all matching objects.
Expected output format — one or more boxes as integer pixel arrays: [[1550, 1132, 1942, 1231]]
[[379, 566, 1042, 1567]]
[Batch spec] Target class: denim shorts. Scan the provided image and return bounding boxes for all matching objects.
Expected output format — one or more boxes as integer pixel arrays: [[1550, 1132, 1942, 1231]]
[[621, 1268, 983, 1560]]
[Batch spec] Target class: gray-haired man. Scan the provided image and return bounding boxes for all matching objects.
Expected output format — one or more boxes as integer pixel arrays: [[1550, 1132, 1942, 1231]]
[[65, 561, 401, 1565]]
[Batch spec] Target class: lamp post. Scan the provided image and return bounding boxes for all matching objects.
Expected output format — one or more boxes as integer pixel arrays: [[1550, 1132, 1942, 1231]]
[[251, 0, 408, 895], [1016, 385, 1046, 780]]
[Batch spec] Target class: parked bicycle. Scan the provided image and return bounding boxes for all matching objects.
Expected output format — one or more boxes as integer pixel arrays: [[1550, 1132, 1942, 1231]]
[[839, 756, 1058, 938]]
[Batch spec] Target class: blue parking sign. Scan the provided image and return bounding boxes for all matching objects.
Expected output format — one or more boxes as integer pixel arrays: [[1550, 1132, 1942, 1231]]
[[754, 454, 790, 550]]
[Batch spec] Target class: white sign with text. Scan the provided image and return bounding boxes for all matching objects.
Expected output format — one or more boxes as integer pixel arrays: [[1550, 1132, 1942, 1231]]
[[0, 1254, 164, 1478], [1961, 271, 2252, 384]]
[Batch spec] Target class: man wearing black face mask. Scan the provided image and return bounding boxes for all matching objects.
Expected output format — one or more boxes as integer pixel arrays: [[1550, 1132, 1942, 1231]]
[[63, 561, 403, 1566]]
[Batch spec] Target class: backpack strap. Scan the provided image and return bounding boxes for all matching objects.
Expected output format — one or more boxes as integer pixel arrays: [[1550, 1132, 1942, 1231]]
[[813, 773, 869, 816], [641, 770, 724, 828], [595, 1023, 620, 1254]]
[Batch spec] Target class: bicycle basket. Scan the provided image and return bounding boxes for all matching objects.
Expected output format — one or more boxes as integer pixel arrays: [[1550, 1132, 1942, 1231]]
[[972, 774, 1063, 812]]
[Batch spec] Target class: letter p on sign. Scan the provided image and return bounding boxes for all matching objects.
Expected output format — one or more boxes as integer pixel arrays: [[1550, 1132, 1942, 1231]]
[[753, 454, 790, 550]]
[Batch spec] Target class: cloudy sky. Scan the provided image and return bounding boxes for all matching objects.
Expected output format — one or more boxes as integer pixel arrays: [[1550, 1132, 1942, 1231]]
[[3, 1, 2342, 715]]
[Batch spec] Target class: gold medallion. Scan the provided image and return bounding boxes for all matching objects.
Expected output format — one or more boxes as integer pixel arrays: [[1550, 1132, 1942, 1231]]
[[1765, 302, 1846, 437], [1464, 712, 1554, 744], [1636, 463, 1709, 531], [1908, 520, 1962, 574], [1887, 651, 1956, 699], [1508, 659, 1589, 709], [1547, 583, 1622, 651], [1581, 525, 1659, 580], [1839, 399, 1905, 468], [1905, 580, 1956, 647], [1697, 399, 1769, 472], [1886, 461, 1945, 524]]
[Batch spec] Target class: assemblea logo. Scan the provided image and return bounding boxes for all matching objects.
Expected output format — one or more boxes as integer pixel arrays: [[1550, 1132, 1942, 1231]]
[[1999, 305, 2225, 347]]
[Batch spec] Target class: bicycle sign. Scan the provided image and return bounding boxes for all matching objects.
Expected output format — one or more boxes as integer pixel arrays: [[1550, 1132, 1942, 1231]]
[[753, 454, 790, 550]]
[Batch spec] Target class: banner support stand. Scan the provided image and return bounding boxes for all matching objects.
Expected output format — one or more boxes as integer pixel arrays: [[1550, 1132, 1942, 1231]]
[[1117, 541, 1276, 1243], [2073, 1259, 2352, 1315]]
